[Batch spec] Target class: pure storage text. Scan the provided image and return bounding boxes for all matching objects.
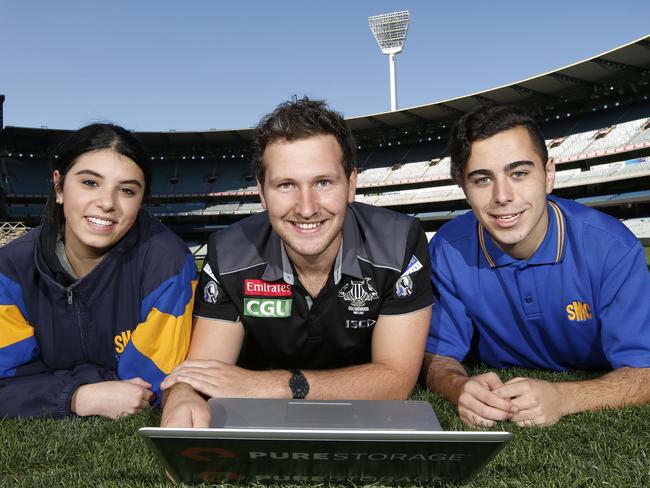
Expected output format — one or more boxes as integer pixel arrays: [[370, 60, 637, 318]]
[[253, 474, 445, 483], [249, 451, 469, 461]]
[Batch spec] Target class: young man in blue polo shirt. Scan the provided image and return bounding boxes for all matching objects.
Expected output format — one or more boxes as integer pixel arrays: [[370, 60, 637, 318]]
[[423, 105, 650, 427]]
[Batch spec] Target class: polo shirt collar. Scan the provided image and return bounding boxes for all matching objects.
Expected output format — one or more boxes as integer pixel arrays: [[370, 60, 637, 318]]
[[478, 199, 566, 268], [260, 204, 364, 285], [260, 231, 285, 282], [340, 204, 364, 281]]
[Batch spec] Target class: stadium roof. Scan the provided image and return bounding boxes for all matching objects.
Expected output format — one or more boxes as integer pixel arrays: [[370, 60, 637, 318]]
[[2, 35, 650, 156], [347, 35, 650, 133]]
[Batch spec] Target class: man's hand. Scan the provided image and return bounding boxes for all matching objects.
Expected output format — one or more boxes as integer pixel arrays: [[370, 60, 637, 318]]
[[455, 372, 518, 427], [493, 377, 566, 426], [423, 354, 517, 427], [161, 383, 211, 428], [71, 378, 154, 419], [160, 359, 285, 398]]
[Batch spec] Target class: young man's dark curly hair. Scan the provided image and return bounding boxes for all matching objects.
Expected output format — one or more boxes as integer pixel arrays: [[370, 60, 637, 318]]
[[448, 104, 548, 184], [251, 97, 357, 185]]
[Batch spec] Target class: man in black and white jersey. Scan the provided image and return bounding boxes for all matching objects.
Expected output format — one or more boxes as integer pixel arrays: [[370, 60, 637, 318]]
[[161, 97, 433, 427]]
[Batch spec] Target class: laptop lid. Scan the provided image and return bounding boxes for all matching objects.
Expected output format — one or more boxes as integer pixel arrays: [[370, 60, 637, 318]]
[[209, 398, 442, 430], [140, 400, 511, 485]]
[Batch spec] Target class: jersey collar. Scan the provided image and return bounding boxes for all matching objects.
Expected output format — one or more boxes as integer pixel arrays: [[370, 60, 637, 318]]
[[261, 204, 363, 285], [478, 198, 566, 268]]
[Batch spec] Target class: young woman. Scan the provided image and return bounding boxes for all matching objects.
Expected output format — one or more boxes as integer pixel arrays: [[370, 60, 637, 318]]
[[0, 123, 196, 419]]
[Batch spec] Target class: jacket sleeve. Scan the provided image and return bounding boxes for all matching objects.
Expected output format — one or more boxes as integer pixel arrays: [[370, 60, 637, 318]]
[[0, 275, 118, 418], [116, 251, 197, 406]]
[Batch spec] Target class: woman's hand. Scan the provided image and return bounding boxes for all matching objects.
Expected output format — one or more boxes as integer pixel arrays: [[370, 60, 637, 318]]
[[71, 377, 154, 419]]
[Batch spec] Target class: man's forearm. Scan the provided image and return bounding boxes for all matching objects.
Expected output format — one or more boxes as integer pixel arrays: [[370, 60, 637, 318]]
[[422, 353, 470, 404], [557, 367, 650, 415], [304, 361, 419, 400], [247, 362, 418, 401]]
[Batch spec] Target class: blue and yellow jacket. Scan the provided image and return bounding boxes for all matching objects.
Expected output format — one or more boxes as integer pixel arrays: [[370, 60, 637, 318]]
[[0, 210, 196, 418]]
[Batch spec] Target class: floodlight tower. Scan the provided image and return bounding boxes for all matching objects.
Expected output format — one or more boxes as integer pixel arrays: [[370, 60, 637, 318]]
[[368, 10, 410, 111]]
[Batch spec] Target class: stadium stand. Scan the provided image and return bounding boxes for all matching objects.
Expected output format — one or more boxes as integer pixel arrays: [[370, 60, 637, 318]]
[[629, 119, 650, 144], [624, 217, 650, 239], [203, 202, 241, 215], [3, 156, 50, 194], [6, 203, 45, 219], [1, 35, 650, 251], [235, 201, 264, 214]]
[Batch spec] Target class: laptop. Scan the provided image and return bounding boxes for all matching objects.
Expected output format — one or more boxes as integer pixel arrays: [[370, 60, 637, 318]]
[[140, 398, 511, 485]]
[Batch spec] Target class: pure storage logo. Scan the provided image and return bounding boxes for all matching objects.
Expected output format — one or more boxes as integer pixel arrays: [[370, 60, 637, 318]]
[[181, 447, 237, 461], [248, 451, 468, 462], [180, 447, 241, 482]]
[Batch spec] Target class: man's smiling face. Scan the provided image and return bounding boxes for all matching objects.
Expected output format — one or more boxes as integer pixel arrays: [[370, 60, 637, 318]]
[[258, 134, 356, 267], [462, 126, 555, 260]]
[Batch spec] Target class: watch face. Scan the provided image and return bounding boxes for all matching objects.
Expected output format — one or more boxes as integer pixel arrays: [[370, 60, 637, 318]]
[[290, 371, 309, 399]]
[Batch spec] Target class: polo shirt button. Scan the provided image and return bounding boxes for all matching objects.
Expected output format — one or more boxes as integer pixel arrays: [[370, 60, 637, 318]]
[[525, 296, 533, 304]]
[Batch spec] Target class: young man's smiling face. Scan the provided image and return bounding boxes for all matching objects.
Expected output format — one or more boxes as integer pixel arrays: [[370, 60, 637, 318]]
[[462, 126, 555, 260], [258, 134, 357, 269]]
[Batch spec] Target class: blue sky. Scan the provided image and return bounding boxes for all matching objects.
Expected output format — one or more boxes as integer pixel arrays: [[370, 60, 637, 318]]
[[1, 1, 649, 131]]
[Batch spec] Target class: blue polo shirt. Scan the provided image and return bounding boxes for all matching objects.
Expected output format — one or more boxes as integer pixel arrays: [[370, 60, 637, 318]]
[[426, 196, 650, 371]]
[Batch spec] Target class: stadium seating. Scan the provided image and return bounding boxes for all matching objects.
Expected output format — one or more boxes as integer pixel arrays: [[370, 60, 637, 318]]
[[629, 120, 650, 145], [235, 201, 263, 214], [548, 130, 599, 160], [4, 157, 50, 194], [581, 119, 647, 154], [174, 161, 210, 193], [4, 115, 649, 204], [6, 203, 45, 218], [203, 202, 241, 215], [623, 217, 650, 238], [422, 158, 452, 179], [357, 166, 390, 185], [1, 105, 649, 244], [148, 202, 205, 216]]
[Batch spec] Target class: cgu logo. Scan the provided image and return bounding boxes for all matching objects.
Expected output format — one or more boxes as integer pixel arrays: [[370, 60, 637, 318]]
[[566, 301, 593, 321], [244, 298, 292, 318], [114, 330, 132, 353]]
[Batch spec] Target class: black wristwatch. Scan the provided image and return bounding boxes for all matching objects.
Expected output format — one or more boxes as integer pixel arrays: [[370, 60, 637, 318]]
[[289, 369, 310, 399]]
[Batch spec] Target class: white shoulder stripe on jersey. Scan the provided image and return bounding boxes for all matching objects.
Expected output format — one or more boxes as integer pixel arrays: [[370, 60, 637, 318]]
[[219, 261, 268, 276], [202, 263, 218, 282], [357, 255, 402, 273]]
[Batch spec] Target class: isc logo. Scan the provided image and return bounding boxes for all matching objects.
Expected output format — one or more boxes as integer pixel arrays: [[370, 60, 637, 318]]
[[244, 298, 292, 318], [566, 301, 593, 321], [345, 319, 376, 329]]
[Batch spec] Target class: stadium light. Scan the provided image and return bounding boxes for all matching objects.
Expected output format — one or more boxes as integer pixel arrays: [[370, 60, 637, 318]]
[[368, 10, 410, 112]]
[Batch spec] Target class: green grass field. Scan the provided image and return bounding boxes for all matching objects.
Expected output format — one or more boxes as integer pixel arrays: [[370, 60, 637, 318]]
[[1, 367, 648, 487]]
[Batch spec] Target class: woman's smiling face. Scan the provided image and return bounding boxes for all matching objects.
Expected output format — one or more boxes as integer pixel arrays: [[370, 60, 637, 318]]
[[55, 148, 145, 260]]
